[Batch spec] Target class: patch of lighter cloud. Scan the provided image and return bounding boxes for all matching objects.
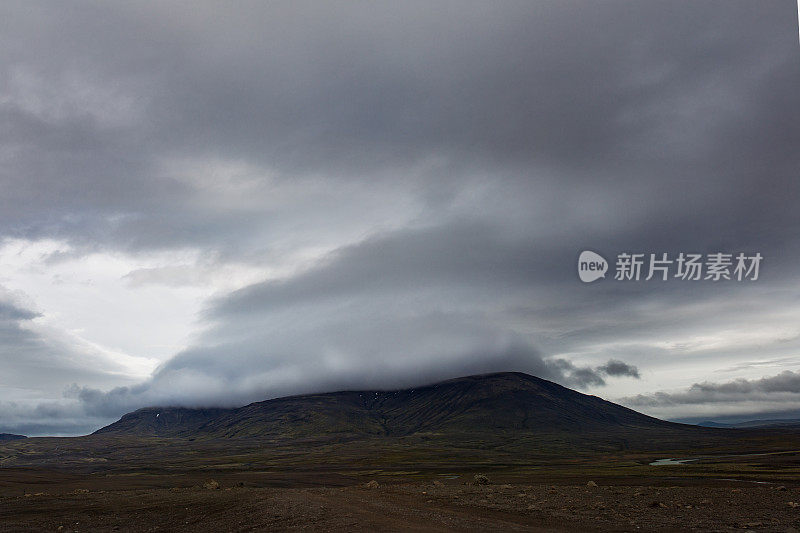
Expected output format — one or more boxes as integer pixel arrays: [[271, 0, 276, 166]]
[[23, 318, 159, 380], [0, 238, 210, 365], [2, 65, 147, 129], [648, 325, 800, 354]]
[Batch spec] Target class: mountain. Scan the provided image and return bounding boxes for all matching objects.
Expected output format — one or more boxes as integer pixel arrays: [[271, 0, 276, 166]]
[[696, 419, 800, 429], [696, 421, 734, 428], [95, 372, 687, 440], [0, 433, 27, 440]]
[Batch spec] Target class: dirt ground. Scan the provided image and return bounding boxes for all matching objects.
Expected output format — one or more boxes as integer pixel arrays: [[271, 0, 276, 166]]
[[3, 476, 800, 532]]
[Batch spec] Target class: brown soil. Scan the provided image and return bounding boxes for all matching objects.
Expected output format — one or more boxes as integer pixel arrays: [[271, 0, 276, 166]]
[[2, 475, 800, 532]]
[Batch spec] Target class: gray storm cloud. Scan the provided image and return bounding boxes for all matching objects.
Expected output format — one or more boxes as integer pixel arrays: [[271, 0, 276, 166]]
[[0, 1, 799, 434], [67, 348, 640, 418], [623, 371, 800, 407], [597, 360, 641, 379], [1, 1, 797, 256]]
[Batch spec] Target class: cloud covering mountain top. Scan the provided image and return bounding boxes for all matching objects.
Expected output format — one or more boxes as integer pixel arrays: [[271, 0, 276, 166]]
[[0, 1, 799, 434]]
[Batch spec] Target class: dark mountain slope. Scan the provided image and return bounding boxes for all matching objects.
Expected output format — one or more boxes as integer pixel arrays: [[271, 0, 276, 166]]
[[95, 407, 230, 437], [94, 372, 690, 440]]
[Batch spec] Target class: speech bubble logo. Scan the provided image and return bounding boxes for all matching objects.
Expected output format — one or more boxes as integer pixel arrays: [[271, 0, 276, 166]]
[[578, 250, 608, 283]]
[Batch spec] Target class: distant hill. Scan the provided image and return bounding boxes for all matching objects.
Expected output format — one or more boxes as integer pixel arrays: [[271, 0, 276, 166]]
[[696, 419, 800, 429], [95, 372, 690, 440], [0, 433, 27, 441]]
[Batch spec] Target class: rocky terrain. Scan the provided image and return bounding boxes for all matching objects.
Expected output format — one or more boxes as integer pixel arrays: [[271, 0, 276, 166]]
[[2, 475, 800, 532]]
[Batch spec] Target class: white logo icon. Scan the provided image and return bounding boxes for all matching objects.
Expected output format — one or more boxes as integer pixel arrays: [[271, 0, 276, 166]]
[[578, 250, 608, 283]]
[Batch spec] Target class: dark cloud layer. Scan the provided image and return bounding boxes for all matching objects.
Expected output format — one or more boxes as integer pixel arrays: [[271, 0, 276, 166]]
[[67, 351, 638, 419], [1, 1, 797, 255]]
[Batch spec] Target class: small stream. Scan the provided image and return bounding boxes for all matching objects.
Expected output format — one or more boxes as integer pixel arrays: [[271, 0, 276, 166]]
[[649, 458, 698, 466], [649, 450, 797, 466], [648, 451, 800, 484]]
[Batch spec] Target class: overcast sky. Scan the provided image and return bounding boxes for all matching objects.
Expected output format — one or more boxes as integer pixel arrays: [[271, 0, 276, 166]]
[[1, 1, 799, 436]]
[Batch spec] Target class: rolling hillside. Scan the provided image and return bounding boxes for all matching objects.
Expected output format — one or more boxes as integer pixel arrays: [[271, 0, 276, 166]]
[[95, 372, 688, 440]]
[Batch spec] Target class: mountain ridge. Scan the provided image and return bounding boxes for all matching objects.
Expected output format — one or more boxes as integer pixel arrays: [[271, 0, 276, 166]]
[[94, 372, 690, 440]]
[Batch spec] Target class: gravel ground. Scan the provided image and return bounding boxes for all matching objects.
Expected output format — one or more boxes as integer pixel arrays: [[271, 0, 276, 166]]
[[2, 480, 800, 532]]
